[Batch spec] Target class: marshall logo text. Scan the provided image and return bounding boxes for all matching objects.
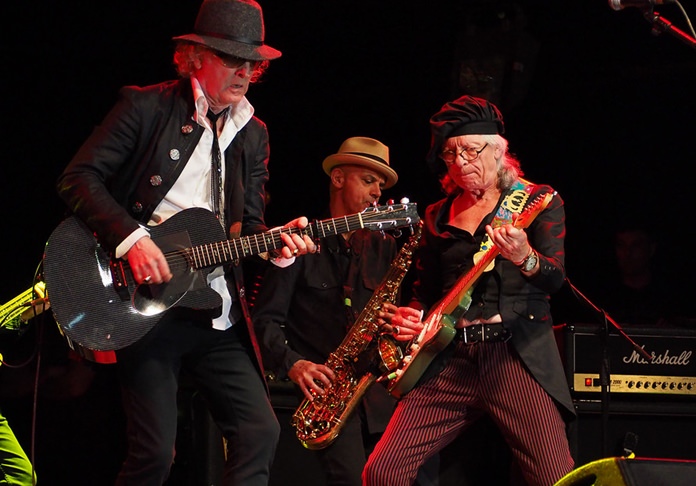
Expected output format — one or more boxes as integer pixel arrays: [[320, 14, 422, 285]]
[[622, 348, 692, 366]]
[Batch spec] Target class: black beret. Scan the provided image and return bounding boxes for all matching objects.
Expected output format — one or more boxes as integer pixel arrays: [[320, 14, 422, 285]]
[[426, 95, 504, 173]]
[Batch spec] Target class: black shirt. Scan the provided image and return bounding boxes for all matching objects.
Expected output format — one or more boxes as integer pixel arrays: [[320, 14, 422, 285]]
[[253, 229, 398, 378]]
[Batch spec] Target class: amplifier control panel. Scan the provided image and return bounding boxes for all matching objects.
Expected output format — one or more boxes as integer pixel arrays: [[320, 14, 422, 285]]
[[573, 373, 696, 395]]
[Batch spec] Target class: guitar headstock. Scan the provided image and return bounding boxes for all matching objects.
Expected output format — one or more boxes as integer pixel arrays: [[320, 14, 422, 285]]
[[514, 192, 555, 229], [361, 201, 420, 231]]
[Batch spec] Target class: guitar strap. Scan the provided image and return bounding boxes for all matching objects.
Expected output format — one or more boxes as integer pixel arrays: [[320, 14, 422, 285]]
[[448, 178, 536, 320]]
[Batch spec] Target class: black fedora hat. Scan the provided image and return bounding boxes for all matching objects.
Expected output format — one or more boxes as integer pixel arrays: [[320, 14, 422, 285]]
[[173, 0, 281, 61]]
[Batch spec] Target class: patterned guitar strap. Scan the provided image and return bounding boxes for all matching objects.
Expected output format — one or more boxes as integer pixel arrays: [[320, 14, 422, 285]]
[[448, 178, 536, 320]]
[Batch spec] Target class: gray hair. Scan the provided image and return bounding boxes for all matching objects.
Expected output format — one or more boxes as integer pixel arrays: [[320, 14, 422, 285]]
[[482, 134, 524, 191]]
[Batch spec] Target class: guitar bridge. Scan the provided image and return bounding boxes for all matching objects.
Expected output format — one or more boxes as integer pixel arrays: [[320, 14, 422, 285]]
[[110, 259, 131, 301]]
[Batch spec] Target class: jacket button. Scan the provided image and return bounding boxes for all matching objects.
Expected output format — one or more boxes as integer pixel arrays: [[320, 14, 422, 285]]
[[169, 149, 180, 161], [132, 202, 143, 213], [528, 314, 535, 320], [150, 175, 163, 186]]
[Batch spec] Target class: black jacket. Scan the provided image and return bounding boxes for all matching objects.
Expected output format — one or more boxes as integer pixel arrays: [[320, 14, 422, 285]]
[[57, 78, 271, 375], [412, 183, 575, 418]]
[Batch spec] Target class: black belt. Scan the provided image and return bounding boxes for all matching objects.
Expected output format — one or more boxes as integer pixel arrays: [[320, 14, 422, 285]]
[[455, 323, 510, 344]]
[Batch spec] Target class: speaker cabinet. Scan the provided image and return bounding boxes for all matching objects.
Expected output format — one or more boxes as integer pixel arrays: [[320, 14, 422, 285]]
[[562, 324, 696, 467], [568, 400, 696, 467], [555, 457, 696, 486]]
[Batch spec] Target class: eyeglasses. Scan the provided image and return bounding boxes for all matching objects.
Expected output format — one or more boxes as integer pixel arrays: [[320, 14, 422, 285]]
[[440, 143, 488, 165]]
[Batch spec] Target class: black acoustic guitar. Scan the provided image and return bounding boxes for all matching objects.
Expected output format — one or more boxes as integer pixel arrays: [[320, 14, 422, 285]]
[[43, 203, 419, 358]]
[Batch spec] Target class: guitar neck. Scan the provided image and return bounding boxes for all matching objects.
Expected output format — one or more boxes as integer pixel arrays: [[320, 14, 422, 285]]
[[185, 213, 367, 270], [433, 191, 553, 318]]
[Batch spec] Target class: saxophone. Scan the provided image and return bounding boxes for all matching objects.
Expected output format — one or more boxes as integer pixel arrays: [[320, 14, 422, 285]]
[[291, 222, 422, 450]]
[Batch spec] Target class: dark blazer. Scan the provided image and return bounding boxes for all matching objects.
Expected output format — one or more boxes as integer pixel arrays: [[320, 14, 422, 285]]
[[412, 183, 575, 419], [57, 78, 271, 376]]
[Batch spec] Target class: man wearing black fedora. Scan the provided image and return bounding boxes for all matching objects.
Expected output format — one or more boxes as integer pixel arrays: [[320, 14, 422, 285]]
[[56, 0, 316, 484], [253, 137, 404, 486]]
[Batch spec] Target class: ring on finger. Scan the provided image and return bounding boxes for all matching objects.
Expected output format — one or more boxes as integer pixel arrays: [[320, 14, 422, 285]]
[[393, 326, 400, 336], [292, 248, 299, 256]]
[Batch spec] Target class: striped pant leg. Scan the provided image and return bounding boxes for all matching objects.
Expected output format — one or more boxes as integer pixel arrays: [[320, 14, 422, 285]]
[[478, 342, 574, 486], [363, 346, 483, 486]]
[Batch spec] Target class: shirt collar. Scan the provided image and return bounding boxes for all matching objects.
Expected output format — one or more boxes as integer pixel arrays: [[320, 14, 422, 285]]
[[189, 76, 254, 131]]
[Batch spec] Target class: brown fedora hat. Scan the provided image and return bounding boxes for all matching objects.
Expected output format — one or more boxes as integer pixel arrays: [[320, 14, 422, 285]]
[[322, 137, 398, 189], [173, 0, 281, 61]]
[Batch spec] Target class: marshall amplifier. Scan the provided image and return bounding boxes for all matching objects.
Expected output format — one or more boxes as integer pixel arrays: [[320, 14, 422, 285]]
[[564, 324, 696, 397]]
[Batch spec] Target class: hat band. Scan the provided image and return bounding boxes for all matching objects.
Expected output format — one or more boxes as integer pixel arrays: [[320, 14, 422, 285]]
[[450, 121, 500, 136], [343, 151, 388, 166], [195, 29, 263, 47]]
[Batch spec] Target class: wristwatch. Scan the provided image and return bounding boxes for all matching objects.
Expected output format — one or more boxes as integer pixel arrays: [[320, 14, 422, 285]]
[[516, 249, 538, 272]]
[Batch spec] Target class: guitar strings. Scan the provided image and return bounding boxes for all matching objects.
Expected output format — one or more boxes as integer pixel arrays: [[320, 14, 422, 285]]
[[121, 209, 404, 279]]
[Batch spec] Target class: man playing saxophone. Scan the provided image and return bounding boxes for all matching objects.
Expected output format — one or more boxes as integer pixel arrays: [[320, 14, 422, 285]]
[[252, 137, 402, 486]]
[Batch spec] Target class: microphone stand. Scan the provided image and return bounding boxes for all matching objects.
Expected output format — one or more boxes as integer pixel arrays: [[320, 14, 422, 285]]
[[565, 278, 653, 458], [644, 9, 696, 50]]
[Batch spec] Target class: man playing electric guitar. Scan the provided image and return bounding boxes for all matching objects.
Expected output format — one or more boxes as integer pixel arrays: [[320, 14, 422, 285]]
[[364, 96, 575, 486], [52, 2, 316, 484]]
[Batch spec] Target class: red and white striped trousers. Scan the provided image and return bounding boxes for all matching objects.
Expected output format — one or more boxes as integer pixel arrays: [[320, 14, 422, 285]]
[[363, 341, 574, 486]]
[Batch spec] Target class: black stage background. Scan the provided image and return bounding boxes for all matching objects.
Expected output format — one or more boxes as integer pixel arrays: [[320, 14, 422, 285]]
[[1, 1, 695, 484], [3, 1, 696, 300]]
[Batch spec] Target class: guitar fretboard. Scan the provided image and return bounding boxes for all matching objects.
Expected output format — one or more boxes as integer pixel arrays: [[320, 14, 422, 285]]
[[184, 213, 366, 270], [439, 193, 552, 317]]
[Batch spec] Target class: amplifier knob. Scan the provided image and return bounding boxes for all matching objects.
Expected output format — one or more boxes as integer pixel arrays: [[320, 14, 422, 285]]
[[628, 381, 635, 388]]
